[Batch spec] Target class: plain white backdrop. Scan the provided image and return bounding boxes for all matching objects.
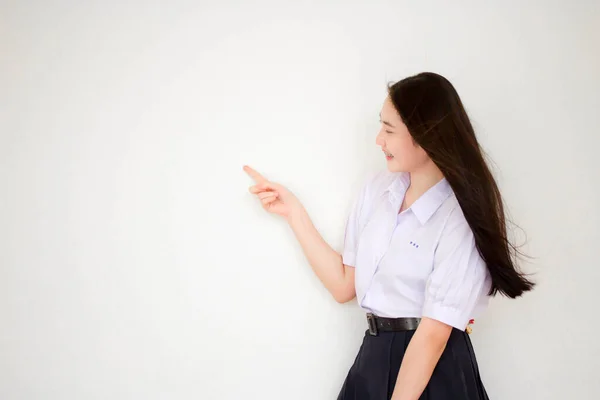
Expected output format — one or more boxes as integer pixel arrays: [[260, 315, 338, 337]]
[[1, 1, 599, 399]]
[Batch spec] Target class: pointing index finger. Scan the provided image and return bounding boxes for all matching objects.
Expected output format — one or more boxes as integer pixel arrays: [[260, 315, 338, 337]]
[[243, 165, 267, 183]]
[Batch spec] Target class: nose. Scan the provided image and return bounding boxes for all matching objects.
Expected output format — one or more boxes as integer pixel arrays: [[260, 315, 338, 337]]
[[375, 130, 384, 147]]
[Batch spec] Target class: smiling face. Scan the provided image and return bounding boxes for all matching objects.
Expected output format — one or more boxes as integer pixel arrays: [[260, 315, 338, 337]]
[[376, 96, 430, 173]]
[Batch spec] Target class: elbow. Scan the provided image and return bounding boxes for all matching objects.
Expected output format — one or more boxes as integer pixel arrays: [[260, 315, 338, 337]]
[[419, 317, 453, 348], [333, 293, 354, 304], [330, 262, 356, 303], [331, 287, 356, 304]]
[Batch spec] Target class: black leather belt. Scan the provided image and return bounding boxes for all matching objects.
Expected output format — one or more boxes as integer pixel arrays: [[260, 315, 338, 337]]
[[366, 313, 421, 336]]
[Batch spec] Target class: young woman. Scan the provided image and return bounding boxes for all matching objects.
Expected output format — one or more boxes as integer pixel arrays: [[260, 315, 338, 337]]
[[244, 72, 534, 400]]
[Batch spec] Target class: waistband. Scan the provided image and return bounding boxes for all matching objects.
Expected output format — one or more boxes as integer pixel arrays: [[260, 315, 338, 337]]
[[366, 313, 474, 336]]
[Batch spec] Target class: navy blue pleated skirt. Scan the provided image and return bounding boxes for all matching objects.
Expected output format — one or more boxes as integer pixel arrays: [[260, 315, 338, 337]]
[[337, 328, 489, 400]]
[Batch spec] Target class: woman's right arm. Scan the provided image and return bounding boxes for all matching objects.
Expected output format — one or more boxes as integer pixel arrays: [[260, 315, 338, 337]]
[[286, 206, 356, 303], [244, 165, 356, 303]]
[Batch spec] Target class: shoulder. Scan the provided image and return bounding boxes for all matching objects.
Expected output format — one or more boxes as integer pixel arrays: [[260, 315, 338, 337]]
[[346, 170, 398, 222], [435, 195, 475, 251], [433, 195, 489, 275], [434, 192, 465, 228], [357, 169, 399, 199]]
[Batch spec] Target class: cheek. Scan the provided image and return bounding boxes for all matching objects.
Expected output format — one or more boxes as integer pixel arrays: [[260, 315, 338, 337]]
[[390, 138, 428, 168], [390, 136, 418, 159], [411, 145, 429, 163]]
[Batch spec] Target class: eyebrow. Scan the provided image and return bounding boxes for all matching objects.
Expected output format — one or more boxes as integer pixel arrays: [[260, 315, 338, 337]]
[[379, 112, 395, 128]]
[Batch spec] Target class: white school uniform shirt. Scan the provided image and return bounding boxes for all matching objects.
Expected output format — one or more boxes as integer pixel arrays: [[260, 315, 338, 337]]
[[342, 171, 492, 330]]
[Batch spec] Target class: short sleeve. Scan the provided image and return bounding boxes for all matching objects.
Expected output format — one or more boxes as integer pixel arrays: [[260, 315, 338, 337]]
[[341, 175, 375, 267], [421, 205, 491, 329]]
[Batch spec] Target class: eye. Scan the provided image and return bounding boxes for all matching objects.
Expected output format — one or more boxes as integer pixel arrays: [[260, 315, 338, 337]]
[[385, 130, 393, 134]]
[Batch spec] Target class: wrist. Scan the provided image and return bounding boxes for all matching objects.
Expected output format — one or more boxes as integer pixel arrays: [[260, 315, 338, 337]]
[[286, 204, 307, 225]]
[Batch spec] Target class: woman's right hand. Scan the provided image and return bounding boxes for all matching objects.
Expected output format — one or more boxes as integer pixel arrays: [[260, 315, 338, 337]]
[[244, 165, 303, 219], [244, 165, 355, 303]]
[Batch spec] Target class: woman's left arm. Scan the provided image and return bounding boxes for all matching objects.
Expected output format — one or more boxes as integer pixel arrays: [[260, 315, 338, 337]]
[[392, 206, 491, 399], [390, 317, 452, 400]]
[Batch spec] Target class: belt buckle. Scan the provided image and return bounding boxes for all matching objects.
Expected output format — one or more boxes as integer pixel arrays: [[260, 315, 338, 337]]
[[367, 313, 378, 336]]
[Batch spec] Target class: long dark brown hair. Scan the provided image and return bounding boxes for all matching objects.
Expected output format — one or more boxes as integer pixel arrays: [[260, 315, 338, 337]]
[[388, 72, 534, 298]]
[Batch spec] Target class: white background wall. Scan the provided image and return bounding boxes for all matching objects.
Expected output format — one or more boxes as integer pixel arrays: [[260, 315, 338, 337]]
[[1, 1, 599, 399]]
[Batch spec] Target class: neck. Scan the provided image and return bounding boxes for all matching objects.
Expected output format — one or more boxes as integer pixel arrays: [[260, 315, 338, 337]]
[[407, 163, 444, 198]]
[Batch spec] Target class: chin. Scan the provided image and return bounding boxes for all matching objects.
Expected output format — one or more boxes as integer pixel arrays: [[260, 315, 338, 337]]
[[385, 160, 407, 173]]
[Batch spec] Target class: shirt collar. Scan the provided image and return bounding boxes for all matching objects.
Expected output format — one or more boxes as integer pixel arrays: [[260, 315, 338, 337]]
[[385, 172, 453, 225], [386, 172, 410, 205]]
